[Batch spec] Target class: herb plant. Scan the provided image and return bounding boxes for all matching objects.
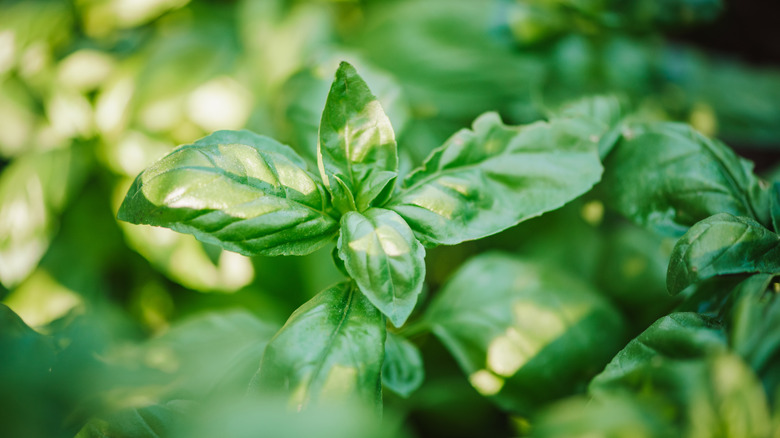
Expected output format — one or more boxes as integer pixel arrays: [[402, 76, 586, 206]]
[[3, 1, 780, 437], [117, 61, 607, 411]]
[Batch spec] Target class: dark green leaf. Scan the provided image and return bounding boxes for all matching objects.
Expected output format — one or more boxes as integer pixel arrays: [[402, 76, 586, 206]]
[[667, 213, 780, 295], [382, 332, 424, 398], [118, 130, 338, 256], [388, 113, 603, 246], [426, 252, 625, 414], [252, 282, 386, 411], [728, 274, 780, 400], [588, 313, 771, 438], [589, 312, 727, 394], [337, 208, 425, 327], [770, 182, 780, 233], [318, 61, 398, 213], [603, 122, 772, 236]]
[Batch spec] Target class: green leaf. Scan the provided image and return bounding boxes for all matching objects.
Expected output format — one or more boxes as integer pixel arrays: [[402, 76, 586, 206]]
[[382, 332, 424, 398], [588, 312, 771, 438], [770, 182, 780, 233], [551, 95, 628, 158], [118, 130, 338, 256], [388, 113, 603, 246], [728, 274, 780, 394], [426, 252, 625, 414], [252, 282, 386, 411], [337, 208, 425, 327], [77, 400, 195, 438], [0, 146, 89, 288], [318, 61, 398, 213], [589, 312, 727, 394], [602, 122, 772, 236], [667, 213, 780, 295]]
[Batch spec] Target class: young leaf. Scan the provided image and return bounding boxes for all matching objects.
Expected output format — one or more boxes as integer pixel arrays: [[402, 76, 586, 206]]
[[318, 61, 398, 213], [388, 113, 603, 246], [667, 213, 780, 295], [382, 332, 424, 398], [602, 122, 772, 236], [252, 282, 386, 411], [118, 130, 338, 256], [426, 252, 625, 414], [337, 208, 425, 327]]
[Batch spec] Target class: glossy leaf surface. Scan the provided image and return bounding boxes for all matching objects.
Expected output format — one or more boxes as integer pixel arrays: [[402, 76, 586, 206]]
[[318, 62, 398, 213], [551, 95, 627, 158], [388, 113, 603, 246], [426, 253, 625, 414], [603, 122, 771, 236], [118, 130, 338, 256], [667, 213, 780, 295], [338, 208, 425, 327], [589, 312, 726, 394], [381, 332, 424, 398], [253, 282, 386, 411]]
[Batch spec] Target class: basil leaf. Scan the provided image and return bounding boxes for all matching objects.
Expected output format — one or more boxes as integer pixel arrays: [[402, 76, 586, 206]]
[[118, 130, 338, 256], [337, 208, 425, 327], [0, 146, 88, 288], [388, 113, 603, 246], [603, 122, 771, 236], [770, 182, 780, 233], [667, 213, 780, 295], [318, 61, 398, 213], [252, 282, 386, 411], [552, 95, 627, 158], [382, 332, 424, 398], [426, 252, 625, 414], [77, 400, 194, 438], [589, 312, 727, 395]]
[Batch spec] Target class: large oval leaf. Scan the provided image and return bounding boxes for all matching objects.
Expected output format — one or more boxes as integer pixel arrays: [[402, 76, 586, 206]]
[[426, 252, 625, 414], [387, 113, 603, 246], [118, 130, 338, 256], [667, 213, 780, 295], [252, 282, 386, 411], [602, 122, 771, 236], [338, 208, 425, 327], [318, 62, 398, 213]]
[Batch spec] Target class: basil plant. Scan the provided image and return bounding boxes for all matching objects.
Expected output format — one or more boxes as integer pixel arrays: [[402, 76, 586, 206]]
[[118, 62, 606, 411]]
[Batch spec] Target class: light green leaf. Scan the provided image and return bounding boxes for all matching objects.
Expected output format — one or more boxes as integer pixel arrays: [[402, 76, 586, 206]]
[[426, 252, 625, 414], [603, 122, 772, 236], [318, 61, 398, 213], [388, 113, 603, 246], [118, 130, 338, 256], [667, 213, 780, 295], [551, 95, 627, 158], [337, 208, 425, 327], [252, 282, 386, 411], [382, 332, 424, 398], [0, 146, 88, 288]]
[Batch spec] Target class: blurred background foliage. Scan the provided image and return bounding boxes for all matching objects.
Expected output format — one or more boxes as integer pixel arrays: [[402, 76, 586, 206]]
[[1, 0, 779, 437]]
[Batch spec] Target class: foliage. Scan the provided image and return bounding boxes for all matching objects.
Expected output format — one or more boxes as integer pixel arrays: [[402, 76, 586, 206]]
[[2, 0, 780, 437]]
